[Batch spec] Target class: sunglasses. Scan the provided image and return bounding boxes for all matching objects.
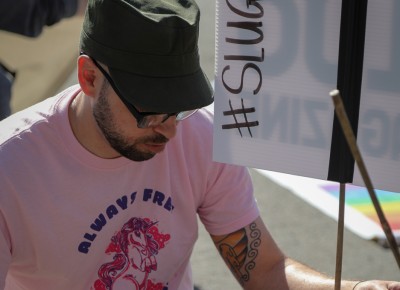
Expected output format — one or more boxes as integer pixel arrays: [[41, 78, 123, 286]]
[[90, 57, 198, 128]]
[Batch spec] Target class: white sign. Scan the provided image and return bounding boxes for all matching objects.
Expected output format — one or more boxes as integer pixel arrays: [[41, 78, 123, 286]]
[[213, 0, 400, 192]]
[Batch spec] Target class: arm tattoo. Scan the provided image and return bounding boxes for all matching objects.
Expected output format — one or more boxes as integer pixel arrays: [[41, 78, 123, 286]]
[[214, 222, 261, 285]]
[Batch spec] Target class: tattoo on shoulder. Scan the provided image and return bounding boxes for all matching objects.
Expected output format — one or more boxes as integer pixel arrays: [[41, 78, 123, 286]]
[[214, 222, 261, 285]]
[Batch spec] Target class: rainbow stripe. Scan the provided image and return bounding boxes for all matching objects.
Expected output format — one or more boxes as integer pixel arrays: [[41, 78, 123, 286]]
[[321, 184, 400, 231]]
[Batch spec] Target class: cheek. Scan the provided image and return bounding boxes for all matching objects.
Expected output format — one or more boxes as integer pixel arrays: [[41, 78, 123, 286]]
[[113, 111, 152, 140], [108, 96, 140, 130], [114, 107, 134, 124], [105, 91, 154, 137], [109, 97, 131, 120]]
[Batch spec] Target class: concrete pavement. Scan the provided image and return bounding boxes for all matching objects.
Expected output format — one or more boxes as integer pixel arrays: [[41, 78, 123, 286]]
[[1, 3, 398, 289], [0, 17, 82, 113]]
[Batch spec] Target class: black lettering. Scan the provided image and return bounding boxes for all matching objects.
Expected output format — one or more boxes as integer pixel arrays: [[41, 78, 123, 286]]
[[130, 192, 137, 204], [84, 233, 97, 241], [222, 63, 262, 94], [226, 22, 263, 45], [226, 0, 263, 18], [106, 205, 119, 219], [224, 48, 264, 62], [116, 195, 128, 210], [90, 214, 107, 231], [153, 191, 165, 206], [78, 241, 91, 254], [164, 197, 175, 212], [143, 189, 153, 201]]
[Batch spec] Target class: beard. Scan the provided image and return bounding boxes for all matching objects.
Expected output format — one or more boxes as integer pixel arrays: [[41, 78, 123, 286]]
[[93, 80, 168, 162]]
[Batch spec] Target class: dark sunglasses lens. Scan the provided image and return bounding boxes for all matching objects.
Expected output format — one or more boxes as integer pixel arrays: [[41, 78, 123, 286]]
[[138, 114, 170, 128]]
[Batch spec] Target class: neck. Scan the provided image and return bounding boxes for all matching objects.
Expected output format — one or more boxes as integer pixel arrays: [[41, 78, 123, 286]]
[[68, 91, 121, 159]]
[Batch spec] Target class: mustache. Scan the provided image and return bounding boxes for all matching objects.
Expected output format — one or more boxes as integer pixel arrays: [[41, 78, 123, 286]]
[[140, 133, 169, 144]]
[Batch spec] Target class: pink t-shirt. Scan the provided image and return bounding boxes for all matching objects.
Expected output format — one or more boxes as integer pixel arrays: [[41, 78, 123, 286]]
[[0, 85, 259, 290]]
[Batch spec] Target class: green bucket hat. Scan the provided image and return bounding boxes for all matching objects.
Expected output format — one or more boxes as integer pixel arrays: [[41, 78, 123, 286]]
[[80, 0, 213, 113]]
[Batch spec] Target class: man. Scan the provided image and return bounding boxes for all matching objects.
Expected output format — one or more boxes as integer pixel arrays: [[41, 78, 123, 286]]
[[0, 0, 88, 120], [0, 0, 399, 289]]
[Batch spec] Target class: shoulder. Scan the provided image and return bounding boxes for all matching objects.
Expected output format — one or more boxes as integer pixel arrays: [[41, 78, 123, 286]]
[[0, 98, 54, 146], [185, 105, 214, 127], [172, 104, 251, 184], [179, 105, 214, 141], [172, 106, 214, 160], [0, 86, 79, 156]]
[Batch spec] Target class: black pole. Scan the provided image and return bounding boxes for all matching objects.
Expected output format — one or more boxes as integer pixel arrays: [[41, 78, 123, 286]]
[[327, 0, 368, 183]]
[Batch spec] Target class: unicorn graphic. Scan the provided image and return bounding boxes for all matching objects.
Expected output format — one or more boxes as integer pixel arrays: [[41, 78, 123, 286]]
[[92, 217, 170, 290]]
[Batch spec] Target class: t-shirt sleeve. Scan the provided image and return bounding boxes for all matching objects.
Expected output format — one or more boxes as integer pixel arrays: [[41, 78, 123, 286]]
[[0, 0, 78, 37], [198, 163, 260, 236]]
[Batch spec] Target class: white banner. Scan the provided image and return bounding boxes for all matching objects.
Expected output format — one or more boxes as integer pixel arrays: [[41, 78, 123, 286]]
[[213, 0, 399, 193]]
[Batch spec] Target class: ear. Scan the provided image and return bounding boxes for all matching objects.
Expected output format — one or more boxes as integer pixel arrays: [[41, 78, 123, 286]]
[[77, 55, 99, 97]]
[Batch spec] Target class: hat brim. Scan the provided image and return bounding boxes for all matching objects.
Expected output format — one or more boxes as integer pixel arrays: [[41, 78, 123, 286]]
[[109, 67, 214, 113]]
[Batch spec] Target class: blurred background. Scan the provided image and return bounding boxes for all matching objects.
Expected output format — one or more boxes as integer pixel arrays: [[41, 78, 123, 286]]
[[0, 0, 398, 289]]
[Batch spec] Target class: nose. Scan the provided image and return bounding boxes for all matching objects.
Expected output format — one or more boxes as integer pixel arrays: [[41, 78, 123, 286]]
[[152, 116, 177, 140]]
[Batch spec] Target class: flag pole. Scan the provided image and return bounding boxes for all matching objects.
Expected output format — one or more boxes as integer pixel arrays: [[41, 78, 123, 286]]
[[330, 89, 400, 269], [330, 1, 369, 285]]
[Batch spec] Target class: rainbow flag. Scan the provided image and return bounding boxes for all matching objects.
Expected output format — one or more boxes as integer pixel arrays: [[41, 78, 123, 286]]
[[257, 170, 400, 244], [321, 184, 400, 244]]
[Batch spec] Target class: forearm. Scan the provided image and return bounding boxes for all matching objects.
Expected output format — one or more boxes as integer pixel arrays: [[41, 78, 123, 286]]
[[210, 216, 389, 290], [241, 256, 360, 290], [282, 258, 356, 290]]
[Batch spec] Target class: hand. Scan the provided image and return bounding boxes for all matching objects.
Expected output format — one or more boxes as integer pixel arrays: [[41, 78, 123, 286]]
[[353, 280, 400, 290]]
